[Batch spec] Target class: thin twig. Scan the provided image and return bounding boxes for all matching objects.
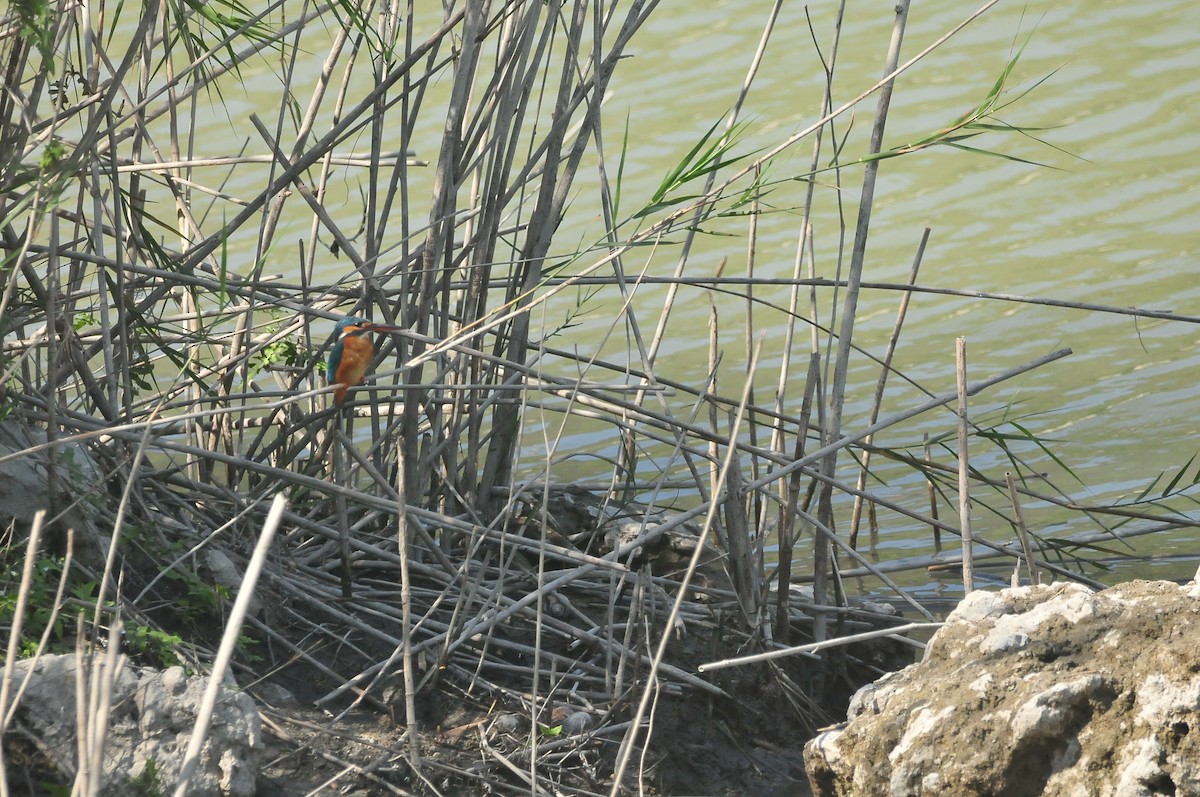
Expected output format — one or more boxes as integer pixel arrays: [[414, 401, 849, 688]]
[[699, 622, 943, 672]]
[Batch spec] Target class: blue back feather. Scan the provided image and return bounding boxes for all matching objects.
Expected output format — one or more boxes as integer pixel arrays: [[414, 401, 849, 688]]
[[327, 317, 369, 383]]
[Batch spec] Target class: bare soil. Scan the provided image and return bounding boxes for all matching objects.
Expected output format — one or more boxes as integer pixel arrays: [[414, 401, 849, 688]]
[[248, 612, 910, 797]]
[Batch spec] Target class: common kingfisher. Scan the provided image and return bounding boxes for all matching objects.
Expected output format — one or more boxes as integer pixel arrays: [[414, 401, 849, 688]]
[[326, 317, 402, 407]]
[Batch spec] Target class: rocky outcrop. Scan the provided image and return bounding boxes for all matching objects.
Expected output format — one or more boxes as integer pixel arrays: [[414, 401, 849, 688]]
[[2, 653, 260, 796], [804, 580, 1200, 797], [0, 418, 108, 568]]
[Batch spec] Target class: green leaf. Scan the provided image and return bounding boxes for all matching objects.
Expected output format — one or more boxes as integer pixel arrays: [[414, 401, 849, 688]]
[[614, 113, 630, 221]]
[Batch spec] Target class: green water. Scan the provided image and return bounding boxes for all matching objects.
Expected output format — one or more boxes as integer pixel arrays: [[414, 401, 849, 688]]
[[560, 1, 1200, 591]]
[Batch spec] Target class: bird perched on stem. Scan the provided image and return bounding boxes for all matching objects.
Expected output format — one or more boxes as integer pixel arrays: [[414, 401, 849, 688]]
[[326, 317, 403, 407]]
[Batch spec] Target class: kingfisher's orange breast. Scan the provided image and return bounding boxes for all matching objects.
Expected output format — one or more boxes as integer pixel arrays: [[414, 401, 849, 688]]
[[333, 335, 375, 405]]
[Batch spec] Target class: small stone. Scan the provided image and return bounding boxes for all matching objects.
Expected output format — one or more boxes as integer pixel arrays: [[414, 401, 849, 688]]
[[254, 681, 297, 707], [491, 713, 522, 734], [559, 710, 595, 736]]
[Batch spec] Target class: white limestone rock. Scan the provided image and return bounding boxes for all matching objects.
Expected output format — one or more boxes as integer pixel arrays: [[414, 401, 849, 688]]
[[805, 580, 1200, 797]]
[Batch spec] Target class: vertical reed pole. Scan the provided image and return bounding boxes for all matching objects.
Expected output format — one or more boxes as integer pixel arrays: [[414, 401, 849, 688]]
[[336, 422, 353, 599], [848, 227, 929, 550], [957, 336, 974, 593], [1006, 471, 1041, 586], [396, 444, 420, 763], [817, 0, 911, 639], [925, 433, 942, 552], [775, 352, 820, 643]]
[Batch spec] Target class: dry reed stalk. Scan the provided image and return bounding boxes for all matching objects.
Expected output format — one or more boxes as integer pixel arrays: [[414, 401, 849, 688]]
[[609, 335, 766, 794], [71, 620, 89, 797], [774, 352, 821, 642], [0, 528, 73, 733], [503, 274, 1200, 325], [769, 0, 842, 466], [708, 299, 721, 533], [742, 173, 769, 580], [818, 0, 912, 644], [925, 433, 942, 551], [79, 620, 124, 797], [611, 0, 783, 519], [0, 512, 46, 773], [700, 621, 943, 673], [334, 425, 354, 598], [174, 493, 285, 797], [393, 443, 421, 762], [956, 336, 975, 594], [1006, 471, 1042, 586], [784, 500, 936, 622], [847, 227, 930, 550]]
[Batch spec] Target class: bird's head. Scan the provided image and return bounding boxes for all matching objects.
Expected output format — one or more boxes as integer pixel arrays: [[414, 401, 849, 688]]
[[335, 316, 373, 337], [334, 317, 403, 338]]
